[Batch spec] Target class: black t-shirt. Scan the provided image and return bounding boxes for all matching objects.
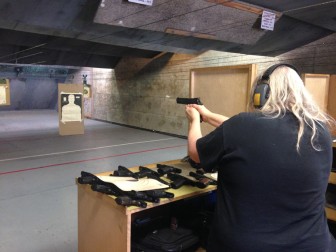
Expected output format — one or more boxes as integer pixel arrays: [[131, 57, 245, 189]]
[[196, 112, 336, 252]]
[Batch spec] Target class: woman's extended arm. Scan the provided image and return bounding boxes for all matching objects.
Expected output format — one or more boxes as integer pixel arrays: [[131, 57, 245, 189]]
[[185, 105, 202, 163], [192, 104, 229, 127], [185, 104, 229, 163]]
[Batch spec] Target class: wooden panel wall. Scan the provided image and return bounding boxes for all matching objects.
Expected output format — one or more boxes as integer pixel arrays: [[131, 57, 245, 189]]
[[328, 75, 336, 120], [190, 64, 257, 135], [302, 74, 330, 111]]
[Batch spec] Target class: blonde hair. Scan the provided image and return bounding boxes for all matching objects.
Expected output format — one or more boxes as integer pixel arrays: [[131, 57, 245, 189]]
[[249, 65, 335, 151]]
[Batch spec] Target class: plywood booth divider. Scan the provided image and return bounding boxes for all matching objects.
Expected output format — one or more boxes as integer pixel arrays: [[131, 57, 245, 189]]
[[190, 64, 257, 135], [328, 75, 336, 136], [58, 83, 84, 136], [301, 73, 336, 136], [328, 75, 336, 120], [302, 73, 330, 111]]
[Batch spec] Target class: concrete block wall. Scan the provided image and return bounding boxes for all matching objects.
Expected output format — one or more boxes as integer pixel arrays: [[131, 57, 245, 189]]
[[92, 68, 114, 121], [0, 77, 62, 111], [89, 33, 336, 137]]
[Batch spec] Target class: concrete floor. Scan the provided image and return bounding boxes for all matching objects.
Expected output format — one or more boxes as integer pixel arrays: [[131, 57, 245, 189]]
[[0, 110, 187, 252]]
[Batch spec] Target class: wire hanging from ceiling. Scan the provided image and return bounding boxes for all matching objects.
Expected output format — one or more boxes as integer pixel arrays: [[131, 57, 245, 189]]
[[0, 43, 46, 60]]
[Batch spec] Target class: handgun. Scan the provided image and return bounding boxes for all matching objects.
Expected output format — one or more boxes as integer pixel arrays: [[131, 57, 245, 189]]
[[176, 97, 203, 122], [189, 171, 217, 188], [144, 189, 174, 199], [138, 166, 162, 178], [91, 183, 120, 196], [78, 171, 106, 185], [138, 166, 171, 186], [127, 190, 160, 203], [115, 196, 147, 208], [176, 97, 203, 105], [156, 163, 182, 175], [112, 165, 139, 179], [166, 172, 199, 189]]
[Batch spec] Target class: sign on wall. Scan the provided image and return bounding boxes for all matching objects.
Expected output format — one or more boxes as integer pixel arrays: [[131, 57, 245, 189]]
[[0, 79, 10, 106], [83, 85, 91, 98], [261, 10, 276, 31]]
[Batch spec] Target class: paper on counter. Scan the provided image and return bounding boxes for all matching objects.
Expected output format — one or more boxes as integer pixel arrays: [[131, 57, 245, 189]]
[[208, 172, 218, 181], [97, 176, 169, 191]]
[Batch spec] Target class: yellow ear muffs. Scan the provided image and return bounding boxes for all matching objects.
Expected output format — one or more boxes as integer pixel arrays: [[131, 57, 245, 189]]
[[253, 63, 299, 109], [253, 93, 261, 107], [253, 83, 270, 108]]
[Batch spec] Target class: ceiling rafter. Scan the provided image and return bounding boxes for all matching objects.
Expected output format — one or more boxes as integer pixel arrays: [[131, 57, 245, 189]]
[[0, 0, 333, 69]]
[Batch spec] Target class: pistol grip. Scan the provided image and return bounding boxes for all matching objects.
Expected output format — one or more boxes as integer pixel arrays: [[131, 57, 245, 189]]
[[171, 177, 185, 189]]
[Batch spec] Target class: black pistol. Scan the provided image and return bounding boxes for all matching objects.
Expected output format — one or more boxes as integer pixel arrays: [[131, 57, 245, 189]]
[[78, 171, 109, 186], [115, 196, 147, 208], [144, 189, 174, 199], [156, 163, 182, 176], [138, 166, 171, 186], [176, 97, 203, 122], [176, 97, 203, 105], [189, 171, 217, 188], [112, 165, 139, 179], [166, 172, 198, 189]]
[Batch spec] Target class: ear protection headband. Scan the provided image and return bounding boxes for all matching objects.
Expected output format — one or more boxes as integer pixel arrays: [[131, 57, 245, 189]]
[[253, 63, 299, 108]]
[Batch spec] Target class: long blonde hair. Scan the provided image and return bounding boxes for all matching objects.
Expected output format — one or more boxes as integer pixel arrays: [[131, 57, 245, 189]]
[[249, 65, 335, 151]]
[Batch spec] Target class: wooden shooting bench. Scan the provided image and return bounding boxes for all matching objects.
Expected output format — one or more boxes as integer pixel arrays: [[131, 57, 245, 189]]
[[77, 159, 217, 252], [77, 154, 336, 251]]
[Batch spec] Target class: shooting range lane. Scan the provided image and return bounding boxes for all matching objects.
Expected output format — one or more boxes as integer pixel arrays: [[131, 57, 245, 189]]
[[0, 110, 187, 252], [0, 141, 186, 175]]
